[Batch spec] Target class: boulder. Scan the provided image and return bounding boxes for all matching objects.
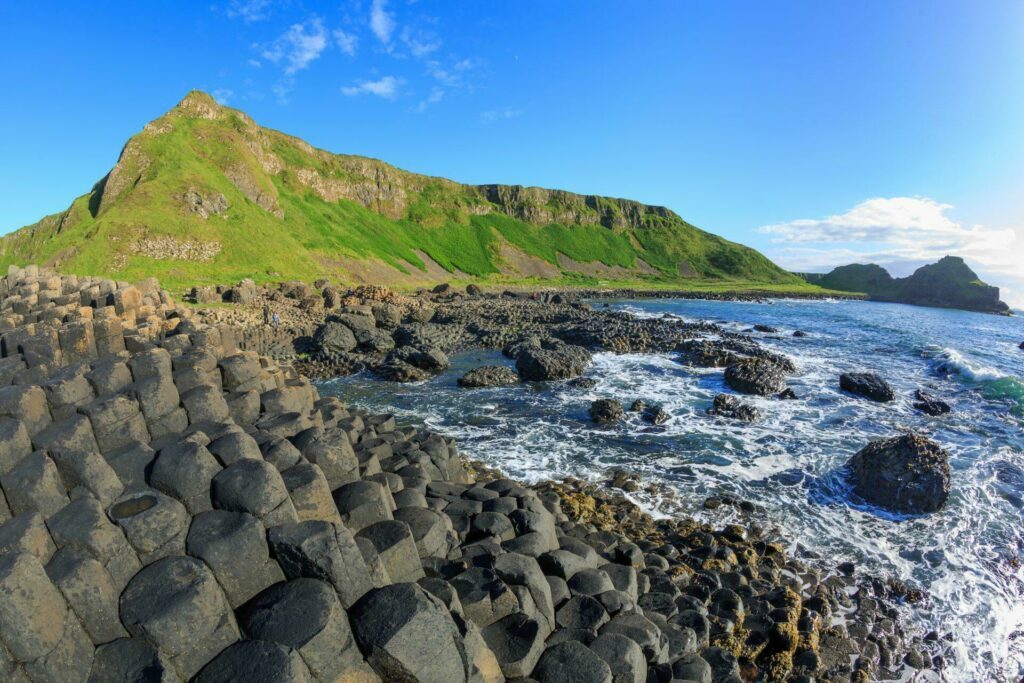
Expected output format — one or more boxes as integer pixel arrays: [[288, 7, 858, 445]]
[[532, 640, 612, 683], [589, 399, 624, 425], [706, 394, 759, 422], [839, 372, 895, 402], [314, 322, 357, 355], [458, 366, 520, 388], [239, 578, 378, 682], [267, 521, 374, 608], [913, 389, 951, 416], [515, 343, 591, 382], [349, 583, 469, 683], [723, 358, 787, 396], [847, 433, 951, 514], [119, 556, 240, 680], [193, 640, 311, 682]]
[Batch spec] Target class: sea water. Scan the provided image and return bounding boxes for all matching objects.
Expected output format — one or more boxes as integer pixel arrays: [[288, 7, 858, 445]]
[[318, 298, 1024, 680]]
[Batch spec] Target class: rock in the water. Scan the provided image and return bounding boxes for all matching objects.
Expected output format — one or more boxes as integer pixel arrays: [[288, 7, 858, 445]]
[[707, 394, 759, 422], [839, 372, 895, 402], [753, 324, 778, 333], [793, 330, 808, 337], [723, 358, 787, 396], [515, 343, 591, 381], [913, 389, 951, 416], [641, 405, 670, 425], [847, 433, 951, 514], [458, 366, 519, 388], [589, 399, 624, 425], [568, 378, 597, 390]]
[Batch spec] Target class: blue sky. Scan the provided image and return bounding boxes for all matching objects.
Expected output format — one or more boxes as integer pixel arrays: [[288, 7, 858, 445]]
[[1, 1, 1022, 304]]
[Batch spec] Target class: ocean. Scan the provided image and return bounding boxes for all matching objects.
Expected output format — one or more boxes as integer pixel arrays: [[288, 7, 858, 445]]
[[318, 297, 1024, 680]]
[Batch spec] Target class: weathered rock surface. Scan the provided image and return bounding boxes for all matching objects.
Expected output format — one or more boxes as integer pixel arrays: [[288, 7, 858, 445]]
[[847, 433, 952, 514], [724, 357, 789, 396], [840, 372, 896, 402], [0, 265, 941, 682], [458, 365, 520, 388]]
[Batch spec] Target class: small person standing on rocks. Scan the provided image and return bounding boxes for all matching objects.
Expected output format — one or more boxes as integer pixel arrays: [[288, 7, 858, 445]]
[[272, 312, 280, 328], [262, 303, 271, 325]]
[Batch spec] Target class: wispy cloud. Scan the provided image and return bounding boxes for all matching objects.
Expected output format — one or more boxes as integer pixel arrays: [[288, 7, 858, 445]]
[[401, 26, 441, 58], [260, 18, 329, 74], [370, 0, 395, 46], [342, 76, 403, 99], [334, 29, 358, 57], [414, 87, 444, 112], [212, 88, 234, 105], [228, 0, 272, 22], [427, 58, 476, 86], [481, 107, 523, 122], [760, 197, 1024, 308]]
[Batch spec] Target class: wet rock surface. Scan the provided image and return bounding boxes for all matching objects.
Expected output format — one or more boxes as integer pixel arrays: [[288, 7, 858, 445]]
[[847, 433, 952, 514], [839, 372, 896, 402], [0, 266, 943, 681]]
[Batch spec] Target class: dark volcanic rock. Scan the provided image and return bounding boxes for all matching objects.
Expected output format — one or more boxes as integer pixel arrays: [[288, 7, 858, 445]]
[[913, 389, 952, 416], [707, 394, 759, 421], [642, 405, 670, 425], [847, 433, 952, 514], [314, 322, 357, 355], [515, 343, 591, 381], [458, 365, 520, 388], [589, 399, 624, 425], [753, 324, 778, 333], [724, 358, 788, 396], [840, 372, 895, 402], [349, 583, 468, 682], [568, 377, 598, 390]]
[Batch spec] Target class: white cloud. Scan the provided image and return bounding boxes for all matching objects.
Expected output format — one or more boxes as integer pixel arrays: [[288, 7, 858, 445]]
[[260, 18, 329, 74], [334, 29, 358, 56], [427, 58, 476, 86], [342, 76, 403, 99], [759, 197, 1024, 309], [370, 0, 395, 45], [212, 88, 234, 105], [401, 26, 440, 58], [413, 87, 444, 112], [228, 0, 272, 22], [481, 107, 523, 122]]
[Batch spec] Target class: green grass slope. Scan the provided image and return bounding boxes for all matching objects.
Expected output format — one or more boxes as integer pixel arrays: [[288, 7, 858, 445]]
[[1, 91, 812, 292], [816, 256, 1009, 314]]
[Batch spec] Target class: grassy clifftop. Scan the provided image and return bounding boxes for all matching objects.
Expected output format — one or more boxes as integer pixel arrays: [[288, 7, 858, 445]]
[[816, 256, 1009, 314], [1, 91, 808, 291]]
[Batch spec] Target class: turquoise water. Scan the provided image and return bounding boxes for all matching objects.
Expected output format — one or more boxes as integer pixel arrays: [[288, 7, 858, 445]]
[[319, 299, 1024, 680]]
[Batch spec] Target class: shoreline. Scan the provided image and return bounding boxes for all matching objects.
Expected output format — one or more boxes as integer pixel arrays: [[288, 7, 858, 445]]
[[0, 264, 949, 681]]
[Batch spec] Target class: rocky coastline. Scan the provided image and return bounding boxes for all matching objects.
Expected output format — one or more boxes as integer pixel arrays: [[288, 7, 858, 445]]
[[0, 265, 949, 681]]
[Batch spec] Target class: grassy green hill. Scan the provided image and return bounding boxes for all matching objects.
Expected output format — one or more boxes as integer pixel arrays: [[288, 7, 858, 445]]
[[815, 257, 1009, 314], [1, 90, 814, 292]]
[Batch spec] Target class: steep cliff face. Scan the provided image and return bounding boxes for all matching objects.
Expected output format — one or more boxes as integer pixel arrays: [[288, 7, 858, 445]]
[[816, 257, 1009, 314], [1, 90, 800, 289]]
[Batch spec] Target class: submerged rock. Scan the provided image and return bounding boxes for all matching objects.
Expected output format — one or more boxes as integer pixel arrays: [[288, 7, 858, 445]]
[[840, 372, 895, 402], [589, 399, 624, 424], [913, 389, 952, 416], [707, 394, 760, 422], [567, 377, 597, 390], [724, 358, 788, 396], [458, 365, 520, 388], [753, 324, 779, 333], [642, 405, 670, 425], [847, 433, 951, 514]]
